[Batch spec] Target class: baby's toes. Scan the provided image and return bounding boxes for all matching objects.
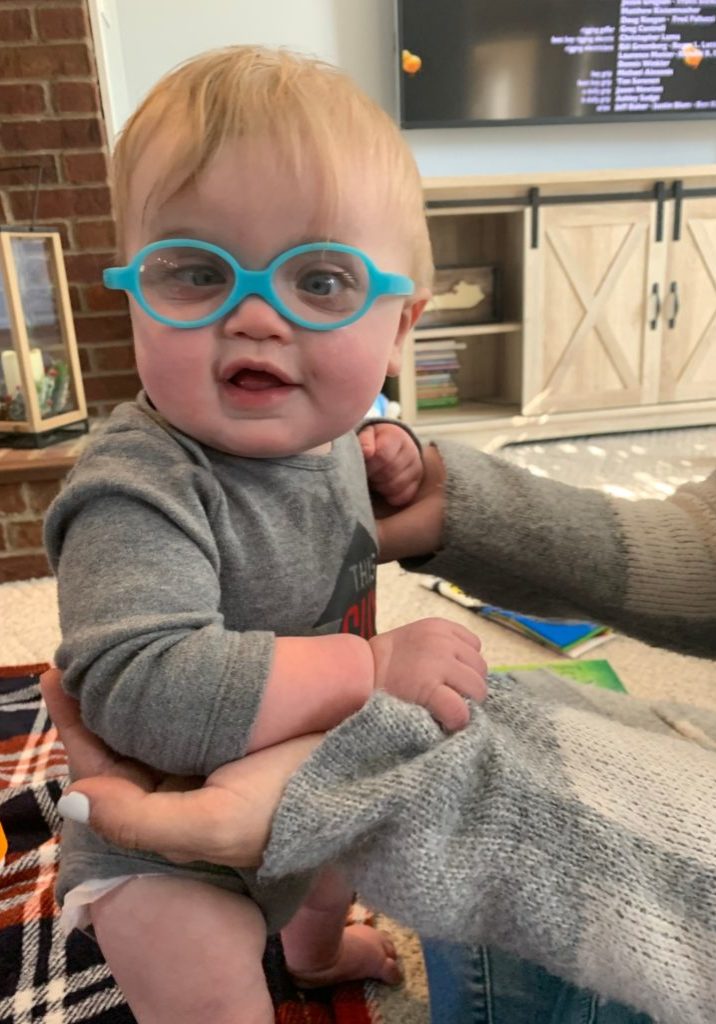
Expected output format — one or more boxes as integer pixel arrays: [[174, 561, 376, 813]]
[[344, 924, 402, 985], [289, 923, 402, 988], [377, 929, 397, 963]]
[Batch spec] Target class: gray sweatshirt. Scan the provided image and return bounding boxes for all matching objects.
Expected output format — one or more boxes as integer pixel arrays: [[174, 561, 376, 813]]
[[45, 393, 378, 776]]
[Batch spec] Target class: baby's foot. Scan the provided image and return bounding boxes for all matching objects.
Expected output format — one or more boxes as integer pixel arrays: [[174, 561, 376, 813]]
[[288, 923, 402, 988]]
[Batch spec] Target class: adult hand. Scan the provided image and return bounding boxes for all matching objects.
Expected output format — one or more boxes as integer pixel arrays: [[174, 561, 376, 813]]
[[41, 668, 321, 868], [374, 442, 446, 563]]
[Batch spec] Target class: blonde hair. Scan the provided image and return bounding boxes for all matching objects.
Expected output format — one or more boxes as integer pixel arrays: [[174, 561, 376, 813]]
[[112, 46, 433, 288]]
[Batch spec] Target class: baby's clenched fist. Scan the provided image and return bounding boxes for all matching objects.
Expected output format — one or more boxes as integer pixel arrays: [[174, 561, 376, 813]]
[[368, 618, 488, 730]]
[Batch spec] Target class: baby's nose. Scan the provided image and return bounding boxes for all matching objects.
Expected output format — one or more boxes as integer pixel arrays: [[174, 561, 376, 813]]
[[221, 294, 292, 342]]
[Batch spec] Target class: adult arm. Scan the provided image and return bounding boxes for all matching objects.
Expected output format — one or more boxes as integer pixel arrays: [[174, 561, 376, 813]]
[[260, 673, 716, 1024], [379, 441, 716, 656]]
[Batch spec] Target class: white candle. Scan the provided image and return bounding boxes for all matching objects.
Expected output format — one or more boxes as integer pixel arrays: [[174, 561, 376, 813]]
[[1, 348, 44, 397]]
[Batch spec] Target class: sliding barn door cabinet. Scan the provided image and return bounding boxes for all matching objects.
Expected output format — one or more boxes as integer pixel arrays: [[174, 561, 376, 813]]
[[397, 167, 716, 449]]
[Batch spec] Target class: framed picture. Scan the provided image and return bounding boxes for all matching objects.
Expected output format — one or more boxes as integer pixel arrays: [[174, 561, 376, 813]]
[[0, 229, 88, 446], [420, 264, 501, 328]]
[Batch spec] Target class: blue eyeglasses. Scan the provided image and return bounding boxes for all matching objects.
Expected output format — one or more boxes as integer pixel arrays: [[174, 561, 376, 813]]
[[103, 239, 415, 331]]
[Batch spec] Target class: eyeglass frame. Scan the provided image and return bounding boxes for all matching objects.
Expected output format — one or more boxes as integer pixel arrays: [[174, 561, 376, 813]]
[[103, 238, 415, 331]]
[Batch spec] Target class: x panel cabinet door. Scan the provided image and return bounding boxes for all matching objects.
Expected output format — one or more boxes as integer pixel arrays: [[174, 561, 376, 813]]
[[523, 199, 665, 415], [660, 198, 716, 403]]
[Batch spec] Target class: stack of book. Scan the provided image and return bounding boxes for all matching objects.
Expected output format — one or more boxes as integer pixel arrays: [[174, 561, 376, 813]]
[[414, 338, 465, 410]]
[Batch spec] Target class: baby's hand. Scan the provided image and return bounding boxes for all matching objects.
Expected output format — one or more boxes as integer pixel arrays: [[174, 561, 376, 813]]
[[360, 422, 423, 507], [368, 618, 488, 731]]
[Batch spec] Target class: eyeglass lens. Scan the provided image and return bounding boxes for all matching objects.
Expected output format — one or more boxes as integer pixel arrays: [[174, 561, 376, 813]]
[[138, 245, 370, 325]]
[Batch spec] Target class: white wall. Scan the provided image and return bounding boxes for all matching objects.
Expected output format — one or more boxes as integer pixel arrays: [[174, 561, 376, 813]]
[[90, 0, 716, 176]]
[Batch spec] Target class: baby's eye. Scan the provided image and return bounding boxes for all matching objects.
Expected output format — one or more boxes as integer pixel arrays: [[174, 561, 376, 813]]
[[297, 268, 358, 297], [172, 264, 227, 287], [299, 270, 341, 296]]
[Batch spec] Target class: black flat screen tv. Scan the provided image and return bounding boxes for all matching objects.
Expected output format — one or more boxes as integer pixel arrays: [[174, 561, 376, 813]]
[[397, 0, 716, 127]]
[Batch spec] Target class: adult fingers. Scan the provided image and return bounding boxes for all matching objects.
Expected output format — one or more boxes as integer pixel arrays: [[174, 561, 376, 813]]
[[375, 493, 442, 562], [59, 779, 264, 869], [40, 668, 77, 732], [41, 668, 120, 779]]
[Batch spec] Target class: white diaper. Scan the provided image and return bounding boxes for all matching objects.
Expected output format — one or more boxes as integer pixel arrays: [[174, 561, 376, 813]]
[[61, 874, 162, 935]]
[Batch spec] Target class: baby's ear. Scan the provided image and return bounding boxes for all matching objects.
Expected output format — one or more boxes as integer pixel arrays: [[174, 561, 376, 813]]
[[386, 290, 430, 376]]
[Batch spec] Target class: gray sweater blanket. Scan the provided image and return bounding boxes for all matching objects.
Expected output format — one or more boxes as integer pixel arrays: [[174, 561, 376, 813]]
[[261, 670, 716, 1024]]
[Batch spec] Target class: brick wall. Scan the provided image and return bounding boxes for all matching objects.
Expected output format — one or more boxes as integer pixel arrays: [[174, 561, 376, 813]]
[[0, 473, 61, 581], [0, 0, 139, 415], [0, 0, 139, 582]]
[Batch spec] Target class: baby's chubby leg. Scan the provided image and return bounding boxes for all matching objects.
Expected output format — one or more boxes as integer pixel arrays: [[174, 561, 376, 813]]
[[281, 864, 402, 988], [90, 875, 272, 1024]]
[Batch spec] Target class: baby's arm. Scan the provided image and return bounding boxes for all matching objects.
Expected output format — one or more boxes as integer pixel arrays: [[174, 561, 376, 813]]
[[46, 459, 374, 775], [245, 633, 373, 751], [249, 615, 487, 747], [51, 492, 483, 775]]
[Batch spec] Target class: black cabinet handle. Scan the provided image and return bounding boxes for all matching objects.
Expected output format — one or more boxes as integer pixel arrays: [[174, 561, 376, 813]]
[[668, 281, 680, 329], [649, 282, 661, 330], [672, 180, 683, 242]]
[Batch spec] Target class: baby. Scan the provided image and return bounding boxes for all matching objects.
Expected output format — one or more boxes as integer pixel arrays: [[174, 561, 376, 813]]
[[45, 46, 487, 1024]]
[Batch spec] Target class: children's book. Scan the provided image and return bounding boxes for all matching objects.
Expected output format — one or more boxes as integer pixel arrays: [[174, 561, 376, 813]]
[[420, 576, 613, 658], [494, 658, 626, 692]]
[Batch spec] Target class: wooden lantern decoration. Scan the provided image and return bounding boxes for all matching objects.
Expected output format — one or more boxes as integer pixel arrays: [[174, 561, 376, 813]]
[[0, 227, 88, 448]]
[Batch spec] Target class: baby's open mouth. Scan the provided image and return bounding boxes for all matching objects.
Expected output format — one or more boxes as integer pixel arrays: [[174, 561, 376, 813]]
[[229, 369, 288, 391]]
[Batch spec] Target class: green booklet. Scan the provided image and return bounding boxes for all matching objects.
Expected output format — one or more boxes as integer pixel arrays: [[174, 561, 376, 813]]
[[494, 658, 627, 693]]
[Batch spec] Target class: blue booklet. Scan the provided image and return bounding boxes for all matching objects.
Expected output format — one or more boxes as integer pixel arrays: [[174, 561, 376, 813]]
[[420, 577, 612, 658]]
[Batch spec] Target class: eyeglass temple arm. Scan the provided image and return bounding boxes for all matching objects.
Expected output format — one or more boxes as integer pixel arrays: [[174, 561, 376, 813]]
[[103, 266, 132, 290], [379, 272, 414, 296]]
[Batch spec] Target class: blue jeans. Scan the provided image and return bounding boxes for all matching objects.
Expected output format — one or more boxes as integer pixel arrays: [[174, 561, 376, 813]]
[[421, 940, 654, 1024]]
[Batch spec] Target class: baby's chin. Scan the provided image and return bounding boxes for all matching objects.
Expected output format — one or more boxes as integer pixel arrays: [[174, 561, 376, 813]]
[[194, 427, 335, 460], [150, 400, 342, 459]]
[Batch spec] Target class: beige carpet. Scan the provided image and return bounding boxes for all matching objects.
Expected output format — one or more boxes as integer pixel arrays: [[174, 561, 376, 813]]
[[1, 424, 714, 1023]]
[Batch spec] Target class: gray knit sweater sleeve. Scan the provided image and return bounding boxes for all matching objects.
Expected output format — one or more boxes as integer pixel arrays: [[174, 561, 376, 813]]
[[261, 673, 716, 1024], [414, 441, 716, 656]]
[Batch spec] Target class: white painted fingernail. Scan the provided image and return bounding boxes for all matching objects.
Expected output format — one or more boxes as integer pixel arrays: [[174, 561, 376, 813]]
[[57, 792, 90, 824]]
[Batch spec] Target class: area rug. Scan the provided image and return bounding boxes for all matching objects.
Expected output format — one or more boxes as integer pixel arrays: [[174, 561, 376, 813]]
[[0, 665, 390, 1024]]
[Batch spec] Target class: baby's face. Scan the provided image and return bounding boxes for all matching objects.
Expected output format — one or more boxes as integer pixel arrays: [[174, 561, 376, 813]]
[[121, 137, 425, 458]]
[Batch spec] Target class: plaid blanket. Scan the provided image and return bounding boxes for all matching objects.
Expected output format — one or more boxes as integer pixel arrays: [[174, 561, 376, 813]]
[[0, 666, 380, 1024]]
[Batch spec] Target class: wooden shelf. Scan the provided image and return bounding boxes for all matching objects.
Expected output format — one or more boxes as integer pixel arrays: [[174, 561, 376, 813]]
[[415, 322, 522, 340], [0, 431, 90, 482], [414, 400, 520, 426]]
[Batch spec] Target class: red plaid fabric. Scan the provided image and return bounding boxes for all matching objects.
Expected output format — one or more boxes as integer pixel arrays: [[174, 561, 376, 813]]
[[0, 667, 381, 1023]]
